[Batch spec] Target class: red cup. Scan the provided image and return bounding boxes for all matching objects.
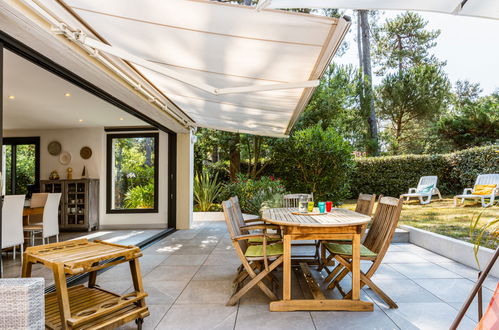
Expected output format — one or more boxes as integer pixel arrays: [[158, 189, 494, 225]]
[[326, 201, 332, 212]]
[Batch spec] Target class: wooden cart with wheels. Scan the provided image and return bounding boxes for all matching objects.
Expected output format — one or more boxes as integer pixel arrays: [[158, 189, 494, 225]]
[[22, 238, 149, 329]]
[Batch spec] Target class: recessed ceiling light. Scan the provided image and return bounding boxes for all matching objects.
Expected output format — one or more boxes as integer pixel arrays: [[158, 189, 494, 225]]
[[64, 93, 71, 97], [119, 117, 124, 121], [8, 95, 15, 100], [78, 119, 84, 123]]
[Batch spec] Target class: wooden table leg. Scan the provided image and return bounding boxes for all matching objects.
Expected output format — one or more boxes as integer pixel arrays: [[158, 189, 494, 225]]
[[53, 263, 71, 330], [88, 262, 99, 288], [351, 231, 361, 300], [283, 235, 292, 301], [21, 259, 33, 278]]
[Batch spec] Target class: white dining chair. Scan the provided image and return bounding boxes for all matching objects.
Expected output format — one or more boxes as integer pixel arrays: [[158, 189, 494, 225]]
[[24, 193, 61, 246], [2, 195, 26, 262]]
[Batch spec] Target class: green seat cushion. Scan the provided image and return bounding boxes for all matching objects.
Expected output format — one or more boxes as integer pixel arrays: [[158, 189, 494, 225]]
[[248, 236, 281, 244], [324, 242, 377, 258], [245, 243, 284, 258]]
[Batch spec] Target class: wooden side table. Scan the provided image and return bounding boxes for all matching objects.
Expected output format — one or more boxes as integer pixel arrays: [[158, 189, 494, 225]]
[[22, 239, 149, 330]]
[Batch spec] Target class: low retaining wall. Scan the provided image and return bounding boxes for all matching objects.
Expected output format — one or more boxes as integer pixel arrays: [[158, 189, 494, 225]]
[[400, 225, 499, 277]]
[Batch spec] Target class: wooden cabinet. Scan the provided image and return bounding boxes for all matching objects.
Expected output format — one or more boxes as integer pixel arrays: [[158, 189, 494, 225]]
[[41, 179, 99, 231]]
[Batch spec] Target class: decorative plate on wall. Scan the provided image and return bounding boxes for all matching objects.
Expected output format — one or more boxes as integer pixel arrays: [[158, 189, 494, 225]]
[[59, 151, 72, 165], [48, 141, 62, 156], [80, 146, 92, 160]]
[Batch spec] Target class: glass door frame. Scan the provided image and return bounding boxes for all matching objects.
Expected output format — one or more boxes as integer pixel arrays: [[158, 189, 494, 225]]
[[3, 136, 41, 195]]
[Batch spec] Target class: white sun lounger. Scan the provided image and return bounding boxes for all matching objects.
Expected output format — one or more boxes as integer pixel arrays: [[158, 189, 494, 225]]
[[400, 176, 442, 205], [454, 174, 499, 207]]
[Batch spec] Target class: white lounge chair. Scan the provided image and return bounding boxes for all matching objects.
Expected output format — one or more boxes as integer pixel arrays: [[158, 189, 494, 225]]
[[400, 176, 442, 205], [454, 174, 499, 207]]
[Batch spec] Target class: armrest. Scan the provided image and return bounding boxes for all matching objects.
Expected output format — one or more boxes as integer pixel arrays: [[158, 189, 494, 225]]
[[232, 234, 281, 242], [240, 224, 280, 231], [463, 188, 473, 195], [408, 188, 417, 193], [243, 218, 264, 223]]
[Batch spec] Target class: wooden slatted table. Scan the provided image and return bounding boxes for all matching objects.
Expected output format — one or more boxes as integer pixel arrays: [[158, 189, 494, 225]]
[[22, 238, 149, 329], [261, 208, 373, 312]]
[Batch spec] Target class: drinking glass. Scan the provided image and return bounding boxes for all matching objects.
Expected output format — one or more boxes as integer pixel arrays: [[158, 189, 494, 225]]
[[318, 202, 326, 213], [326, 201, 333, 212], [299, 201, 308, 213], [307, 201, 314, 212]]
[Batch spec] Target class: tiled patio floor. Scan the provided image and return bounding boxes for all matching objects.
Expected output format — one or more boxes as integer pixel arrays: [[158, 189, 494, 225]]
[[98, 221, 497, 329]]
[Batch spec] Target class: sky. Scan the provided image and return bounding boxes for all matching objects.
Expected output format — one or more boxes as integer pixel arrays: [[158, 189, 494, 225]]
[[333, 10, 499, 95]]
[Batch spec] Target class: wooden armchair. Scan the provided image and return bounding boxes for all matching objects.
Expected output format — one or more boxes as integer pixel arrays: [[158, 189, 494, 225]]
[[222, 200, 283, 306], [320, 196, 404, 308]]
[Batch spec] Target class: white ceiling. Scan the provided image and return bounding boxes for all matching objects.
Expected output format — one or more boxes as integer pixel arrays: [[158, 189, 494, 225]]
[[2, 50, 147, 130]]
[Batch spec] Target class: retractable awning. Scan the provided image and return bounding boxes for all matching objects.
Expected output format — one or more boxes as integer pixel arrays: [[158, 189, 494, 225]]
[[25, 0, 350, 137], [257, 0, 499, 20]]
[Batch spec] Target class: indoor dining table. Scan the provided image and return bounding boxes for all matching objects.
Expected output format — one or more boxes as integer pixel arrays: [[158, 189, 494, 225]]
[[261, 207, 373, 312]]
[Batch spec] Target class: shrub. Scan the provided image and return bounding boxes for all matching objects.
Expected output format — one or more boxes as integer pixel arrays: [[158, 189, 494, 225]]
[[124, 183, 154, 209], [194, 171, 223, 211], [221, 174, 286, 214], [271, 125, 355, 202], [350, 145, 498, 197]]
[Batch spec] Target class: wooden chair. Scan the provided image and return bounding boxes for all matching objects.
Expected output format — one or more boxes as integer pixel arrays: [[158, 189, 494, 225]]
[[24, 193, 61, 246], [355, 193, 376, 217], [26, 192, 48, 225], [318, 193, 376, 271], [229, 196, 281, 244], [320, 196, 404, 308], [282, 193, 313, 208], [222, 200, 284, 306]]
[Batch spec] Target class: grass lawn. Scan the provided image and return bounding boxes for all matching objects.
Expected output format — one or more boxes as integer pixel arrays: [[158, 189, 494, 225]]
[[342, 197, 499, 249]]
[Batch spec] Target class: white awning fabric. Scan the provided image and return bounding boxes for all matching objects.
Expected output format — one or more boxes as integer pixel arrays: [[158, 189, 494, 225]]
[[32, 0, 350, 137], [257, 0, 499, 20]]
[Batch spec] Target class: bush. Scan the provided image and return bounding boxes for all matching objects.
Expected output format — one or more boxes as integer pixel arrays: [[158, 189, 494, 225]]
[[124, 183, 154, 209], [351, 145, 499, 197], [194, 171, 223, 211], [221, 174, 286, 214], [271, 125, 355, 202]]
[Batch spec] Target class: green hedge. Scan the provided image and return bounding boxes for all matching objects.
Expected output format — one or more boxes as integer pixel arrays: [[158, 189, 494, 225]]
[[350, 145, 499, 198]]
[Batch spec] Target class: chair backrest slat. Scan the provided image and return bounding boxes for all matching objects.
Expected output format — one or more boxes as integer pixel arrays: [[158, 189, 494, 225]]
[[355, 193, 376, 217], [363, 196, 403, 255], [283, 193, 313, 208]]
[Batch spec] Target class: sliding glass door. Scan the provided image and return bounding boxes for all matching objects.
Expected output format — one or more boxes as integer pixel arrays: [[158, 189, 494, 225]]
[[2, 137, 40, 195]]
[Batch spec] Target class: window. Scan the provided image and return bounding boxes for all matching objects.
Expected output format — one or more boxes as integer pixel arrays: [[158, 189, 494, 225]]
[[106, 133, 159, 213], [2, 137, 40, 195]]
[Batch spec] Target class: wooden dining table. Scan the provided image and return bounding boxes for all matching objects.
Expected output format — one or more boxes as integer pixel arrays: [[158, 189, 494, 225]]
[[261, 207, 373, 312]]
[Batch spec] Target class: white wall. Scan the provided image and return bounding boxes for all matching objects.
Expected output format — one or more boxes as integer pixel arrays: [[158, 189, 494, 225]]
[[4, 127, 169, 229]]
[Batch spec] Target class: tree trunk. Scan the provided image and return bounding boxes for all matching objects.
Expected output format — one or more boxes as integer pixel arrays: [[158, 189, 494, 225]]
[[359, 10, 380, 156], [229, 133, 240, 181]]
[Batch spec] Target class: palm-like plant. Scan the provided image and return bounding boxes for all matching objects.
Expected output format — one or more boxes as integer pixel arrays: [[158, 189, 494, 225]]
[[194, 171, 222, 211], [469, 210, 499, 269]]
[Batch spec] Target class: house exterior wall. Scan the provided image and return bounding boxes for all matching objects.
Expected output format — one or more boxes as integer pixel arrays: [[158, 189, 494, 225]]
[[4, 128, 171, 229]]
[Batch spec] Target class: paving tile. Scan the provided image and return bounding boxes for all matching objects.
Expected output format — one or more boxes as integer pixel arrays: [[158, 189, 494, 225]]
[[364, 279, 441, 305], [143, 265, 200, 282], [312, 310, 399, 330], [414, 278, 494, 303], [161, 254, 208, 266], [156, 304, 237, 330], [361, 264, 408, 281], [382, 251, 431, 264], [389, 263, 463, 279], [171, 244, 216, 256], [193, 264, 238, 281], [176, 280, 234, 305], [204, 251, 242, 265], [384, 302, 476, 330], [236, 304, 314, 330], [116, 304, 169, 330], [142, 280, 189, 305], [95, 279, 132, 295]]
